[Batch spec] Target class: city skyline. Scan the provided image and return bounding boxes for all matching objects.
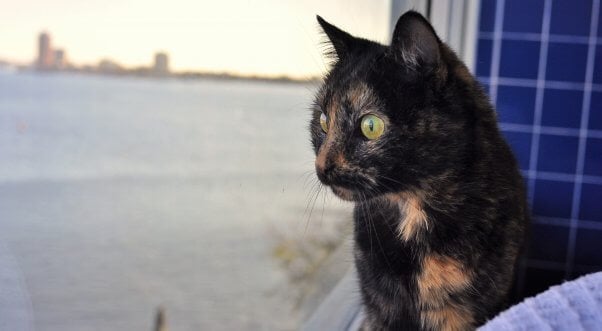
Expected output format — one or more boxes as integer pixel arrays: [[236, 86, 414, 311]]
[[0, 0, 390, 79], [33, 30, 171, 75], [25, 30, 314, 83]]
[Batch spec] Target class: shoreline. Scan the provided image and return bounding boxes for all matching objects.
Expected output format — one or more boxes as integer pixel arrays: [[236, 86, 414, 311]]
[[0, 62, 320, 85]]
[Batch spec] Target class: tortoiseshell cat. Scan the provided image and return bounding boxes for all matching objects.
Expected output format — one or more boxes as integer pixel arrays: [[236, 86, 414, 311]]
[[310, 12, 528, 330]]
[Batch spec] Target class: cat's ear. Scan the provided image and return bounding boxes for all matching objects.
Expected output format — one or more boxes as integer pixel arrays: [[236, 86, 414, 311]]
[[390, 11, 441, 70], [317, 15, 357, 60]]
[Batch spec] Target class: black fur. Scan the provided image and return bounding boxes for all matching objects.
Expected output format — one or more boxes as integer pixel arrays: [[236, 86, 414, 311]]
[[310, 11, 529, 330]]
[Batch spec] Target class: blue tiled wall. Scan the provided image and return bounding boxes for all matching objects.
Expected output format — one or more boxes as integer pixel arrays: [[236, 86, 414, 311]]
[[475, 0, 602, 298]]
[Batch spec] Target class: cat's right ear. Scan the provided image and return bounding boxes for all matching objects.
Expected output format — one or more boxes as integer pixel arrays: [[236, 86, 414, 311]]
[[390, 11, 441, 71], [317, 15, 356, 61]]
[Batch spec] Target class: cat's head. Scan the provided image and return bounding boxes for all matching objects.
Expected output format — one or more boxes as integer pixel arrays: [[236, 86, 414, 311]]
[[311, 11, 478, 202]]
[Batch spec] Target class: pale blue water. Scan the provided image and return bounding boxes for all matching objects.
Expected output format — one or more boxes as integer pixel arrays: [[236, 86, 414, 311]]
[[0, 71, 345, 330]]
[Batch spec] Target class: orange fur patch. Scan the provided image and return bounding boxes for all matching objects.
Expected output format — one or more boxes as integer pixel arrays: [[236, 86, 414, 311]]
[[418, 254, 474, 330], [387, 193, 428, 242], [421, 305, 474, 331]]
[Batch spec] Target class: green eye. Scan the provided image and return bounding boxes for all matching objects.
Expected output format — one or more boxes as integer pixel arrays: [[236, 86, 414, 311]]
[[360, 114, 385, 140], [319, 113, 328, 133]]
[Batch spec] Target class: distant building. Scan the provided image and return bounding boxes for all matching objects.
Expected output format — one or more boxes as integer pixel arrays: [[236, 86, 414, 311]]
[[37, 32, 53, 70], [153, 52, 169, 75], [97, 59, 123, 74], [53, 49, 66, 69]]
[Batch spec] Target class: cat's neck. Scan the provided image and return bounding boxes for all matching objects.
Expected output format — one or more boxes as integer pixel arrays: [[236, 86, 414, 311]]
[[352, 182, 465, 267], [353, 194, 425, 272], [357, 174, 462, 244]]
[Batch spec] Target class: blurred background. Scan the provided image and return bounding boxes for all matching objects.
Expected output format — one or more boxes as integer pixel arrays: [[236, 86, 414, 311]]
[[0, 0, 600, 330]]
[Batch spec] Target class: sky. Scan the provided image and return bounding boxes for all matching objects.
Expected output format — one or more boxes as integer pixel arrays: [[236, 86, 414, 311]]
[[0, 0, 392, 79]]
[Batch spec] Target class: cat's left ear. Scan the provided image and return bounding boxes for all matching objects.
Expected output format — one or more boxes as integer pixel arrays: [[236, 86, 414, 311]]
[[317, 15, 357, 61], [390, 11, 441, 70]]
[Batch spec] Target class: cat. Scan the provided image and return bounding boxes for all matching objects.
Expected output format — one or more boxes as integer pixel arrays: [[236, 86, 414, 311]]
[[310, 11, 529, 331]]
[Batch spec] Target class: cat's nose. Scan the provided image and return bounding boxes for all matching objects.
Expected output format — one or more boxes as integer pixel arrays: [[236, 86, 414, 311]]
[[315, 161, 335, 183], [315, 148, 337, 183], [315, 142, 339, 183]]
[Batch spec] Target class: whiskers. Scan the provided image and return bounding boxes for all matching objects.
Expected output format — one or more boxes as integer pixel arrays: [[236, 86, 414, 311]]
[[356, 188, 395, 271], [302, 174, 326, 235], [300, 170, 398, 272]]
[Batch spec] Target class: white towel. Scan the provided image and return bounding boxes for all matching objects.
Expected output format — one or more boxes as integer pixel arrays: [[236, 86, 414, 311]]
[[479, 272, 602, 331]]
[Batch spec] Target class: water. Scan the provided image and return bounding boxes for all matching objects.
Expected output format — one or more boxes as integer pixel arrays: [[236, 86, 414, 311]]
[[0, 71, 348, 330]]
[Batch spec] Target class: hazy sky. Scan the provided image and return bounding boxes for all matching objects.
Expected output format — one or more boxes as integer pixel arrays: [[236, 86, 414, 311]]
[[1, 0, 391, 78]]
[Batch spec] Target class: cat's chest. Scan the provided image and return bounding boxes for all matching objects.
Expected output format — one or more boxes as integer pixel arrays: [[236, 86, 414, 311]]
[[353, 199, 422, 275], [354, 198, 477, 330]]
